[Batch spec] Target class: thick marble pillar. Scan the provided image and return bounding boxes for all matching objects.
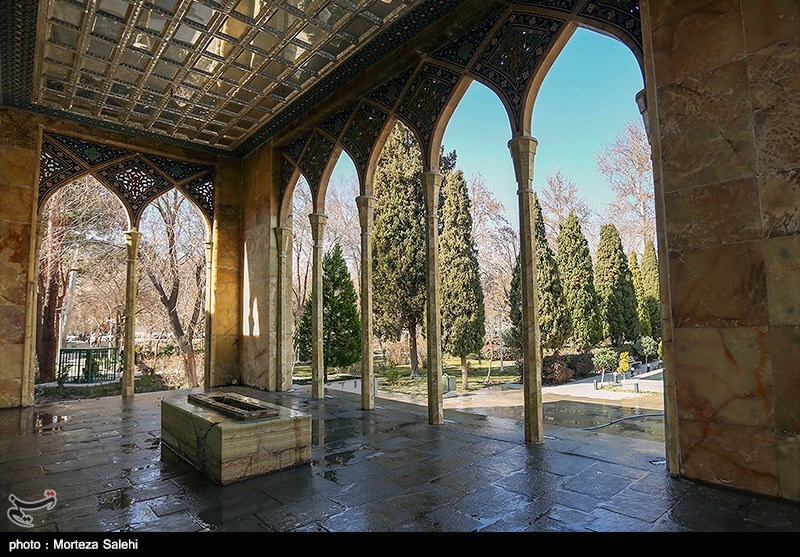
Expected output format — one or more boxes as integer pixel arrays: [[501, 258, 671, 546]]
[[308, 213, 327, 399], [639, 0, 800, 501], [421, 171, 444, 425], [635, 87, 680, 477], [508, 135, 543, 444], [122, 229, 141, 398], [356, 195, 375, 410], [0, 108, 39, 408], [274, 226, 292, 391], [203, 240, 213, 388]]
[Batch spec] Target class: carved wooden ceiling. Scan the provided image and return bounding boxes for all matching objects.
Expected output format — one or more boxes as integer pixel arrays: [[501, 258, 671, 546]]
[[1, 0, 642, 160]]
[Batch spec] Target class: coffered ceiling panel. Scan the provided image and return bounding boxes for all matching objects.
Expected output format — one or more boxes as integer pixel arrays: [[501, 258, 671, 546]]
[[32, 0, 423, 151]]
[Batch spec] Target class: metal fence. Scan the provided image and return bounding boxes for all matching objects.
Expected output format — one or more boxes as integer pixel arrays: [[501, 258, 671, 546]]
[[57, 347, 119, 383]]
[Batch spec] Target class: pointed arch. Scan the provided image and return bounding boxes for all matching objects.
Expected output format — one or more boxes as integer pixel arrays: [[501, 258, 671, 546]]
[[463, 73, 520, 139], [38, 171, 134, 231], [371, 102, 427, 168], [135, 185, 212, 241], [361, 115, 400, 198], [428, 74, 473, 170], [278, 162, 305, 228], [311, 143, 344, 214], [37, 131, 216, 230], [322, 147, 360, 202], [522, 21, 644, 134], [520, 21, 578, 136]]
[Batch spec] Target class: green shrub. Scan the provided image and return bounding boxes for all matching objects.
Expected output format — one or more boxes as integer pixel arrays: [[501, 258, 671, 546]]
[[635, 336, 658, 364], [564, 353, 594, 378], [542, 356, 574, 385], [385, 361, 400, 385], [593, 348, 617, 373], [617, 351, 630, 373]]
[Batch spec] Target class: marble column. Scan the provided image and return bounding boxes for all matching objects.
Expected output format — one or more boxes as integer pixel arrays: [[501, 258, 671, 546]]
[[356, 195, 375, 410], [508, 135, 543, 443], [274, 226, 292, 391], [203, 240, 213, 388], [308, 213, 327, 400], [122, 229, 141, 398], [421, 171, 444, 425], [635, 86, 680, 477]]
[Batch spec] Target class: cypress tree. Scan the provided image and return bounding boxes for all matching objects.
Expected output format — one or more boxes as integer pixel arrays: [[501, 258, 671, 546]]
[[556, 212, 602, 350], [294, 244, 361, 377], [641, 239, 661, 339], [372, 123, 427, 376], [533, 193, 571, 353], [629, 251, 652, 337], [507, 195, 572, 362], [440, 170, 485, 390], [595, 223, 639, 344], [295, 297, 312, 363], [508, 255, 523, 373]]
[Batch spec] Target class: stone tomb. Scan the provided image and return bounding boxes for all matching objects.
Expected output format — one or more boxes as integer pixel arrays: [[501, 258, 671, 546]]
[[161, 391, 311, 484]]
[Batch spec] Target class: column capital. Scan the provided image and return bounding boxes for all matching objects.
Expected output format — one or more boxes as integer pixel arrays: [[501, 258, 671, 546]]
[[308, 213, 327, 243], [355, 194, 375, 209], [355, 195, 375, 231], [635, 88, 651, 141], [508, 135, 538, 194], [635, 88, 647, 117], [124, 229, 141, 261], [274, 226, 292, 255], [420, 171, 443, 218]]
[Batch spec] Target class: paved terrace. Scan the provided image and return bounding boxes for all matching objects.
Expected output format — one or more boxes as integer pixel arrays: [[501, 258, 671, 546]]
[[1, 387, 798, 533]]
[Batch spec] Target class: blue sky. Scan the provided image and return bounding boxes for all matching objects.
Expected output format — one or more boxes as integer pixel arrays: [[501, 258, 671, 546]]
[[329, 27, 644, 224]]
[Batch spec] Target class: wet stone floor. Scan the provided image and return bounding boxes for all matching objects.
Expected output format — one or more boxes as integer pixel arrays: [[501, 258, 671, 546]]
[[1, 387, 799, 532]]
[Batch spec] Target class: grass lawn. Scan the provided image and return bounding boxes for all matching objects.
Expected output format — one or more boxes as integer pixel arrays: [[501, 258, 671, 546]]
[[34, 374, 177, 404], [292, 355, 520, 397]]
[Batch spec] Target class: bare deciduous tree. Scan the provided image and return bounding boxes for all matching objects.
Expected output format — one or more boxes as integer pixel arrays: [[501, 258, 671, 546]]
[[37, 177, 128, 382], [138, 190, 206, 388], [539, 170, 594, 248], [322, 174, 360, 285], [467, 173, 518, 356], [596, 121, 655, 253], [291, 178, 313, 338]]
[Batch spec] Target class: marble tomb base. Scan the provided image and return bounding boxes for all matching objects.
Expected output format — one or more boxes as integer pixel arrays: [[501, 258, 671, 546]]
[[161, 392, 311, 484]]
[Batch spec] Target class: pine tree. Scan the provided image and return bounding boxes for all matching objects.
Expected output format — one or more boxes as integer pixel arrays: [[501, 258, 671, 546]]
[[629, 251, 652, 337], [294, 244, 361, 377], [372, 123, 427, 376], [556, 212, 602, 349], [533, 193, 571, 352], [440, 170, 485, 390], [594, 223, 639, 344], [641, 239, 661, 339]]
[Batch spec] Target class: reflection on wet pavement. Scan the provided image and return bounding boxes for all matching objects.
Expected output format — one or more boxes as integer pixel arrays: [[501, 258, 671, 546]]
[[32, 413, 69, 435], [0, 387, 797, 532]]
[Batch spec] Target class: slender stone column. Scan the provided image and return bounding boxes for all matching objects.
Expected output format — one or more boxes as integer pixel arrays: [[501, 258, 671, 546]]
[[421, 171, 444, 425], [308, 213, 327, 399], [508, 135, 543, 443], [274, 226, 292, 391], [122, 229, 142, 398], [356, 195, 375, 410], [203, 240, 213, 388]]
